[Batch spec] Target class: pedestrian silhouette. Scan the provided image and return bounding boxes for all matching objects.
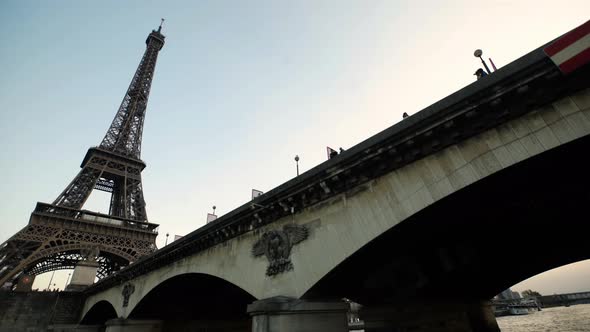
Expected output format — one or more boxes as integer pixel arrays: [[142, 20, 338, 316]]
[[474, 68, 487, 80], [327, 147, 338, 159]]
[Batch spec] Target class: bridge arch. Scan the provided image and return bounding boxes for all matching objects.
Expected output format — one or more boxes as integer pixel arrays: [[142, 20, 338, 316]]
[[302, 133, 590, 305], [80, 243, 266, 321], [79, 300, 119, 325], [128, 273, 255, 329]]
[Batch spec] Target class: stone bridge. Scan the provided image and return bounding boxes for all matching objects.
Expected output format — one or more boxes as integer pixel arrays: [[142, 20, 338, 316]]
[[538, 291, 590, 307], [58, 21, 590, 332]]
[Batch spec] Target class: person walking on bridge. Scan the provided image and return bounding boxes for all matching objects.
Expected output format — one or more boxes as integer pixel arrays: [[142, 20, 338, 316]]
[[474, 68, 487, 80]]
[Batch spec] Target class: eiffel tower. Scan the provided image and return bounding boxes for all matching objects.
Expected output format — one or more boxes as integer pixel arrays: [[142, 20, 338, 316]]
[[0, 22, 166, 290]]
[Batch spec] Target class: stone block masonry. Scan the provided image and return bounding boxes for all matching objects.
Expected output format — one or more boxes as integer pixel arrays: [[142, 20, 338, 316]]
[[0, 291, 84, 332]]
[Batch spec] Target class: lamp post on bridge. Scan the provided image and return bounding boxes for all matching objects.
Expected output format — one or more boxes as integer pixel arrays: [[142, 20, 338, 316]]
[[474, 49, 492, 74], [294, 155, 300, 176]]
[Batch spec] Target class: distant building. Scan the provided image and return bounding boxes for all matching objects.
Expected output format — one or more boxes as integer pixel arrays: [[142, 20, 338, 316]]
[[498, 288, 515, 300], [496, 288, 522, 300]]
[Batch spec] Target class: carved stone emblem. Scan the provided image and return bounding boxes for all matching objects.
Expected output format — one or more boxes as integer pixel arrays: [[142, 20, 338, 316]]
[[122, 283, 135, 307], [252, 224, 309, 276]]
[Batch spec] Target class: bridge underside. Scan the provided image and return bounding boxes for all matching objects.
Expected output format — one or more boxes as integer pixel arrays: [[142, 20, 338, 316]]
[[80, 300, 118, 325], [304, 133, 590, 306], [127, 273, 256, 331]]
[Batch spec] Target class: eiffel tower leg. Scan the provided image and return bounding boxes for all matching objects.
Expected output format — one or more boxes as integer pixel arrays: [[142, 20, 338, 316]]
[[52, 165, 104, 209], [109, 177, 126, 217], [0, 224, 60, 287], [105, 167, 147, 221], [126, 177, 147, 221]]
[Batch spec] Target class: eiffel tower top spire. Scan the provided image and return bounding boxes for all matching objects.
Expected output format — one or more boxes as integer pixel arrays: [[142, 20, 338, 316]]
[[158, 18, 164, 33], [99, 22, 165, 159]]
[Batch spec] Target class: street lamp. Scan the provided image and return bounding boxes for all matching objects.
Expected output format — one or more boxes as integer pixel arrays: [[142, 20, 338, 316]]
[[294, 155, 300, 176], [474, 49, 492, 74], [64, 272, 71, 289], [46, 271, 55, 291], [165, 233, 169, 246]]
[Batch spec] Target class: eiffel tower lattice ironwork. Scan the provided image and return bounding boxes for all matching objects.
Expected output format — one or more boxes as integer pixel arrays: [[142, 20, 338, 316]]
[[0, 23, 166, 290]]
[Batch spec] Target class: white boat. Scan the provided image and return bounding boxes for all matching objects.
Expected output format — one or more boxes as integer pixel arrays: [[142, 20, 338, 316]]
[[494, 299, 541, 316], [507, 302, 540, 315], [508, 305, 535, 315]]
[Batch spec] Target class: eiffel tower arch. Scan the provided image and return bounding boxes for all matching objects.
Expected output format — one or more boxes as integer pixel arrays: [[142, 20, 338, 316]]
[[0, 23, 166, 290]]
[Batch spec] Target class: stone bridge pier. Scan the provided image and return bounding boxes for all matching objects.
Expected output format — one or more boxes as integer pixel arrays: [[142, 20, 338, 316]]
[[246, 297, 499, 332], [359, 300, 499, 332], [247, 297, 349, 332]]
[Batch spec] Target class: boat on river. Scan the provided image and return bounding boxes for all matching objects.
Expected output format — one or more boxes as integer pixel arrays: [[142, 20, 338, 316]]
[[494, 299, 541, 316], [507, 304, 539, 315]]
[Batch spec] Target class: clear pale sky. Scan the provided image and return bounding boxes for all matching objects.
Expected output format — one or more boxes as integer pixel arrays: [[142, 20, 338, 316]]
[[1, 1, 589, 294]]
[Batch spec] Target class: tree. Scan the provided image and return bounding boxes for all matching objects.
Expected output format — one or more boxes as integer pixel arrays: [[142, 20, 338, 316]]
[[521, 289, 542, 298]]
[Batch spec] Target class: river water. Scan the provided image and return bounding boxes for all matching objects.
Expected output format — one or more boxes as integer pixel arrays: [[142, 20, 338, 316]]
[[496, 303, 590, 331]]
